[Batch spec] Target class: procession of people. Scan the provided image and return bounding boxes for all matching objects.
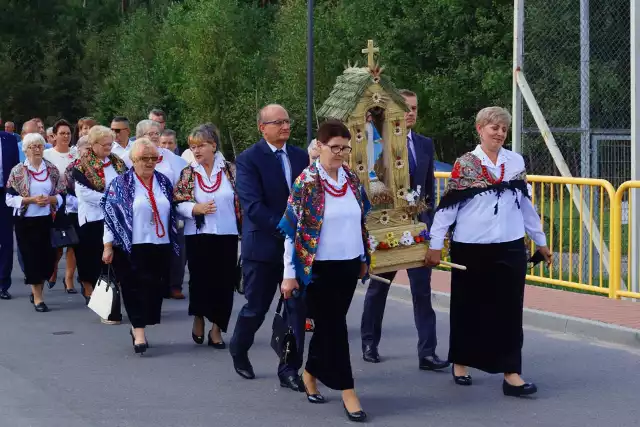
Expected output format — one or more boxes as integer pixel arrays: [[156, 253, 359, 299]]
[[0, 98, 552, 422]]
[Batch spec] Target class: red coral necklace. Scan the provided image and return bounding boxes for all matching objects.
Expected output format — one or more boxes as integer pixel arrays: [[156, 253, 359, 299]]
[[197, 171, 222, 193], [481, 164, 505, 185], [134, 172, 166, 238]]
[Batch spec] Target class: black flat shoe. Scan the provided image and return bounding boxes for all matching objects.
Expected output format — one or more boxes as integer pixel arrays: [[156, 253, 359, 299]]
[[129, 329, 147, 355], [207, 332, 226, 349], [503, 380, 537, 397], [452, 369, 472, 386], [419, 354, 450, 371], [34, 302, 49, 312], [192, 332, 204, 345], [343, 403, 367, 422]]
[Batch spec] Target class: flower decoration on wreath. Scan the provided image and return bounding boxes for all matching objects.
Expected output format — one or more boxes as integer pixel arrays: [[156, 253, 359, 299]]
[[355, 129, 364, 143]]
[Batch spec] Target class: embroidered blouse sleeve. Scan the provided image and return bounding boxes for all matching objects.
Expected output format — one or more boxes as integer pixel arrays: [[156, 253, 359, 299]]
[[176, 202, 196, 219], [283, 237, 296, 279], [5, 192, 23, 209], [429, 206, 458, 250], [103, 221, 114, 244], [76, 182, 104, 207], [521, 195, 547, 247]]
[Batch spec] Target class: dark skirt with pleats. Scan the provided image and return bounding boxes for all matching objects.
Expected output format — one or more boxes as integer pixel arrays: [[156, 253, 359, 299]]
[[305, 257, 360, 390], [186, 233, 238, 331], [113, 244, 171, 329], [448, 238, 527, 374], [14, 215, 56, 285], [76, 220, 107, 285]]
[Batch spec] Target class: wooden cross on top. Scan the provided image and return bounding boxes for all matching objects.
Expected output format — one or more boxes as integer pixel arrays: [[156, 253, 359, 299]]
[[362, 40, 380, 69]]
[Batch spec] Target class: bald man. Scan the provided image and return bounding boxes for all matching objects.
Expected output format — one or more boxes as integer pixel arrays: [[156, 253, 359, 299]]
[[229, 104, 308, 391]]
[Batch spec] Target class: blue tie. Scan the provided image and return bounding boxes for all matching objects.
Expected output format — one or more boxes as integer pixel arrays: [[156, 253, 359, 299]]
[[275, 149, 291, 188], [407, 136, 416, 176]]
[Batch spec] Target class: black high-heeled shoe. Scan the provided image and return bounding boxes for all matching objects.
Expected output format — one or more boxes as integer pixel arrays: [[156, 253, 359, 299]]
[[129, 329, 147, 355], [503, 380, 537, 397], [452, 367, 473, 386], [207, 331, 226, 349], [343, 403, 367, 422], [302, 379, 325, 404], [192, 332, 204, 345], [63, 279, 78, 294]]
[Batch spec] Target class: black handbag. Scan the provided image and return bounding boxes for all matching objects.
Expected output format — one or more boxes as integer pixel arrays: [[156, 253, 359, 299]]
[[50, 211, 79, 248], [270, 296, 299, 365]]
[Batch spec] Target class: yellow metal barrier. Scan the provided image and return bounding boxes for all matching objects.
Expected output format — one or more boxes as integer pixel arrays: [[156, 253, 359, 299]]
[[434, 172, 616, 296], [611, 181, 640, 299]]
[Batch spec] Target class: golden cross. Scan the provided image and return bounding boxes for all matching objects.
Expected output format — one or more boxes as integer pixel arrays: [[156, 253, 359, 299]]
[[361, 40, 380, 69]]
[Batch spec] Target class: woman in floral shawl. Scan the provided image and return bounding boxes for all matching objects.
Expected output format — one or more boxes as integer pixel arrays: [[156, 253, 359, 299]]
[[278, 120, 370, 423], [5, 133, 66, 312], [173, 124, 241, 348], [72, 125, 127, 308]]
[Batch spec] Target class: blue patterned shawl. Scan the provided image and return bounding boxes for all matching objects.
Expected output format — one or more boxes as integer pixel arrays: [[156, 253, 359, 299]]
[[101, 169, 179, 256]]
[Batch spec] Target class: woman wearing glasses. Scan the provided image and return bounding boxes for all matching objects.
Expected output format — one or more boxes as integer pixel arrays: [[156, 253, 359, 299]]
[[44, 119, 79, 293], [102, 138, 179, 355], [72, 126, 127, 312], [279, 120, 371, 422]]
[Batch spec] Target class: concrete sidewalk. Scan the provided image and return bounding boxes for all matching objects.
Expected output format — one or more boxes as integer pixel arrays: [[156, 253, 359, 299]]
[[388, 270, 640, 349]]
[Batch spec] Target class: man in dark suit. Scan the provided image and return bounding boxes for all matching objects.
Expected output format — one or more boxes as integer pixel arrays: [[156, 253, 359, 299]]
[[229, 104, 309, 392], [360, 90, 449, 371], [0, 131, 20, 300]]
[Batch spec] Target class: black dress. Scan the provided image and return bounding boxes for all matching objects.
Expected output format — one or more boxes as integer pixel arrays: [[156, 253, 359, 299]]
[[14, 215, 56, 284]]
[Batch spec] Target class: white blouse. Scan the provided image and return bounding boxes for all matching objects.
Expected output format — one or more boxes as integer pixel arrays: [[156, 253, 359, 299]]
[[123, 146, 187, 186], [43, 147, 77, 174], [103, 175, 171, 246], [76, 159, 119, 226], [5, 160, 63, 217], [283, 163, 365, 279], [175, 154, 239, 236], [66, 194, 78, 214], [429, 146, 547, 250]]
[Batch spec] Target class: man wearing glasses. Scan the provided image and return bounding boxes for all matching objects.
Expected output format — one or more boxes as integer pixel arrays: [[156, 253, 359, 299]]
[[229, 104, 308, 392], [110, 116, 132, 160], [148, 109, 167, 132]]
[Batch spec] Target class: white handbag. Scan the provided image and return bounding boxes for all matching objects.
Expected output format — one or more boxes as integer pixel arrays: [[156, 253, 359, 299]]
[[88, 267, 119, 320]]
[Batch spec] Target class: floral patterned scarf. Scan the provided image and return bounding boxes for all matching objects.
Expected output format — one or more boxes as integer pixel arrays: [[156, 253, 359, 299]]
[[278, 162, 371, 286], [6, 159, 66, 216], [72, 149, 127, 192], [65, 158, 80, 196], [173, 160, 242, 232], [437, 151, 529, 214]]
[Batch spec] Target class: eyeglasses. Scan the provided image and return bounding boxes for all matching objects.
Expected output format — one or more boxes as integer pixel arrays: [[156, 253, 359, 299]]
[[144, 131, 161, 138], [137, 156, 159, 163], [27, 145, 44, 151], [262, 119, 293, 127], [325, 144, 352, 155]]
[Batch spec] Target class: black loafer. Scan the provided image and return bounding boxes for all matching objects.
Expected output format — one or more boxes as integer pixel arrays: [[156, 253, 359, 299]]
[[503, 380, 537, 397], [0, 290, 12, 300], [452, 369, 472, 386], [419, 354, 450, 371], [362, 345, 380, 363], [279, 374, 305, 392], [34, 302, 50, 313], [232, 355, 255, 380], [343, 403, 367, 422]]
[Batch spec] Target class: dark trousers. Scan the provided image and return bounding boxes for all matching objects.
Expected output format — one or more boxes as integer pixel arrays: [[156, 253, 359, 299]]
[[306, 258, 360, 390], [0, 188, 14, 291], [230, 259, 306, 377], [361, 265, 437, 358], [169, 227, 187, 292]]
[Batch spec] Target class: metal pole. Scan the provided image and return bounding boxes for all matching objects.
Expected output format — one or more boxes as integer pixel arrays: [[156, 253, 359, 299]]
[[511, 0, 524, 154], [306, 0, 315, 145], [630, 0, 639, 294], [579, 0, 591, 178]]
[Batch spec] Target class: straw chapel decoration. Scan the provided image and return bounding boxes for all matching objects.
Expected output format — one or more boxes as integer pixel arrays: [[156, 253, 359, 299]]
[[317, 40, 430, 274]]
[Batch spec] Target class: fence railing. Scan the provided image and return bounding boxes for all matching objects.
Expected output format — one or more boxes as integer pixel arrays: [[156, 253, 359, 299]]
[[434, 172, 620, 298], [611, 182, 640, 299]]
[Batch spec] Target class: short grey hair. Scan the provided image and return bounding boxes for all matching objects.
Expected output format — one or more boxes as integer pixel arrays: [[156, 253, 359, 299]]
[[76, 135, 89, 150], [46, 127, 54, 136], [161, 129, 177, 139], [136, 119, 161, 138], [188, 123, 220, 147], [476, 107, 512, 128], [88, 125, 113, 146], [257, 104, 287, 126], [22, 133, 46, 153], [129, 137, 158, 162]]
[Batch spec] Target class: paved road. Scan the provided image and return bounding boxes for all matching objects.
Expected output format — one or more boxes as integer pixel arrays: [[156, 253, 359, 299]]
[[1, 253, 639, 427]]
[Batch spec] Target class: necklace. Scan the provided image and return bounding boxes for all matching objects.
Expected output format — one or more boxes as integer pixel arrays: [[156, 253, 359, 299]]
[[481, 164, 505, 185], [97, 160, 111, 179], [28, 166, 49, 182], [134, 173, 166, 238], [196, 171, 222, 193], [321, 178, 349, 197]]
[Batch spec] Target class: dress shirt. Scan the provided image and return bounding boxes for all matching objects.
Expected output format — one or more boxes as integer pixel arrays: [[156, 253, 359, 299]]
[[175, 154, 239, 236], [103, 174, 171, 245], [76, 159, 118, 226], [430, 145, 547, 250], [283, 163, 364, 279], [43, 147, 77, 174], [266, 141, 292, 189], [111, 141, 131, 160], [123, 146, 186, 186], [5, 160, 62, 217]]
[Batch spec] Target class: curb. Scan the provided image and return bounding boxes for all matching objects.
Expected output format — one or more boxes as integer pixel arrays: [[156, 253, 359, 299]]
[[357, 282, 640, 350]]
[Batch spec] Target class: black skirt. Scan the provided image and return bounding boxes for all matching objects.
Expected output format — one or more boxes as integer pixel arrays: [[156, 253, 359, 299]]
[[448, 238, 527, 374], [14, 216, 56, 285], [186, 234, 238, 331], [76, 220, 107, 285], [305, 257, 360, 390], [113, 244, 171, 329]]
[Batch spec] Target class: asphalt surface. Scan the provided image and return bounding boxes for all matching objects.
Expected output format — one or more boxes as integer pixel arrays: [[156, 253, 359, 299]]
[[1, 252, 639, 427]]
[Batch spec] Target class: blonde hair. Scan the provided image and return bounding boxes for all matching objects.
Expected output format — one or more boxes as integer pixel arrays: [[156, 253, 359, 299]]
[[22, 133, 46, 153], [88, 125, 112, 146], [475, 107, 511, 128], [129, 137, 158, 162]]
